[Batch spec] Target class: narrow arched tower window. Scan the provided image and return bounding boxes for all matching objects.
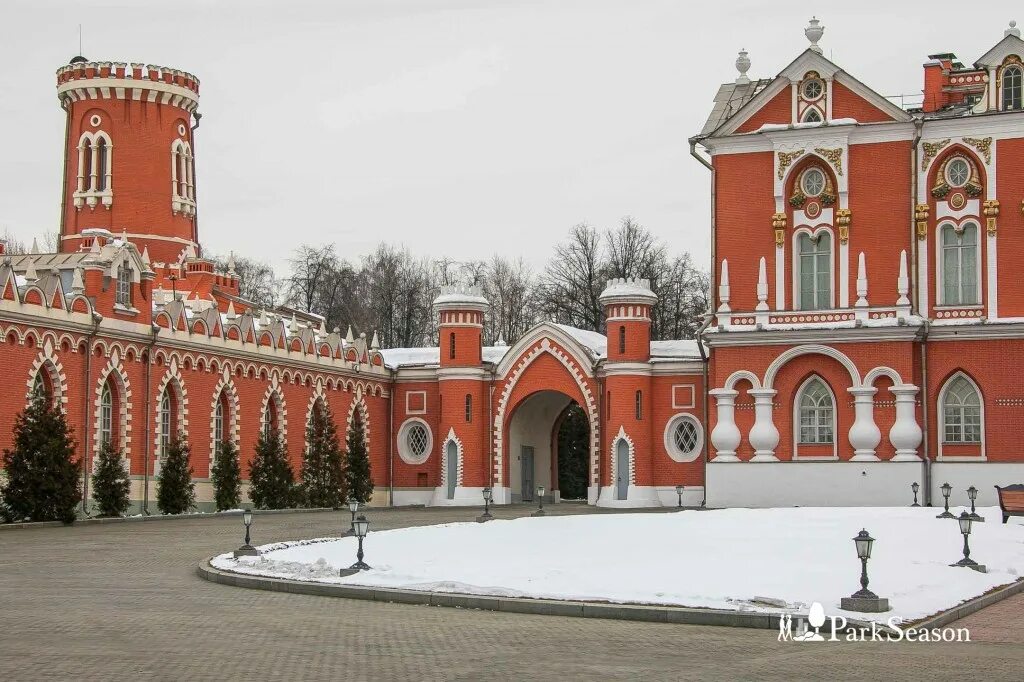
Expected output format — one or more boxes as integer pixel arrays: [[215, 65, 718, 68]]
[[465, 393, 472, 422], [618, 325, 626, 354], [214, 394, 225, 457], [449, 332, 456, 360], [635, 390, 643, 420], [95, 137, 108, 191], [159, 390, 172, 458], [100, 381, 114, 446]]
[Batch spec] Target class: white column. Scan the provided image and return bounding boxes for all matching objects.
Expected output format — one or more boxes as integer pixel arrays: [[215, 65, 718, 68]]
[[709, 389, 741, 462], [848, 387, 881, 461], [889, 385, 923, 461], [839, 239, 850, 308], [748, 389, 779, 462], [987, 231, 998, 320], [775, 244, 785, 310]]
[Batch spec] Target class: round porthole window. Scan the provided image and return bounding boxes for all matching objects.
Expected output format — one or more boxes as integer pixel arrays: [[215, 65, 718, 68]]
[[945, 157, 971, 188], [177, 123, 187, 137], [397, 418, 432, 465], [89, 114, 102, 127], [801, 167, 826, 197], [802, 78, 824, 100], [664, 414, 704, 463]]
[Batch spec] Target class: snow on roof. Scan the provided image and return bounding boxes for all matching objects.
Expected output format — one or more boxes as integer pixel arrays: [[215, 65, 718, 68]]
[[554, 324, 607, 358], [381, 345, 512, 369], [650, 339, 703, 360], [599, 278, 656, 303], [433, 285, 489, 308]]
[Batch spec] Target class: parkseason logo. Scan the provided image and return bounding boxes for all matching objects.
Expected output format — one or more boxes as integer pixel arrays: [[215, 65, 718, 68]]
[[778, 602, 970, 643]]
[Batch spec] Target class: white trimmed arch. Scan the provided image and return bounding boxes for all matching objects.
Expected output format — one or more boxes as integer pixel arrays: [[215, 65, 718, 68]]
[[93, 349, 131, 466], [440, 427, 464, 491], [763, 344, 861, 389], [724, 369, 762, 391], [26, 339, 69, 411], [260, 378, 288, 442], [863, 366, 904, 387], [153, 359, 189, 461], [209, 369, 241, 457], [345, 387, 371, 456], [610, 425, 636, 499]]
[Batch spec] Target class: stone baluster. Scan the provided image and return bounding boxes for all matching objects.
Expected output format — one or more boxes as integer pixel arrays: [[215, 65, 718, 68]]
[[709, 389, 741, 462], [889, 385, 923, 461], [848, 386, 881, 461], [748, 389, 779, 462]]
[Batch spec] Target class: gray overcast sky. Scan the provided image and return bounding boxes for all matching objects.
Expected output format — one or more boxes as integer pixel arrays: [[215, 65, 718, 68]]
[[0, 0, 1013, 275]]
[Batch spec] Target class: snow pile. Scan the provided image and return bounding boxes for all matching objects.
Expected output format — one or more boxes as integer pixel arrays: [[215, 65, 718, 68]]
[[212, 507, 1024, 623]]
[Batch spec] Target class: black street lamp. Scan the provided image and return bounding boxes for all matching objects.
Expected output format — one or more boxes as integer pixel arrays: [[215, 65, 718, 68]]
[[840, 529, 890, 612], [951, 511, 986, 572], [348, 514, 371, 571], [967, 486, 985, 522], [910, 481, 920, 507], [345, 498, 359, 536], [675, 484, 685, 508], [233, 509, 258, 557], [477, 487, 494, 523], [936, 482, 955, 519], [532, 485, 546, 517]]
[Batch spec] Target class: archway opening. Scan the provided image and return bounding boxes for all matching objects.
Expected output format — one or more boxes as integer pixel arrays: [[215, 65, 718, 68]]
[[507, 390, 590, 503]]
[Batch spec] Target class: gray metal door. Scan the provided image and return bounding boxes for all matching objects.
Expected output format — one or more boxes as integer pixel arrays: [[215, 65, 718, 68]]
[[521, 446, 534, 502], [446, 441, 458, 499], [616, 439, 629, 500]]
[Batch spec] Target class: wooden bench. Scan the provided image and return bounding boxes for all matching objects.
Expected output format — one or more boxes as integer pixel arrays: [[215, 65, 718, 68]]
[[994, 485, 1024, 524]]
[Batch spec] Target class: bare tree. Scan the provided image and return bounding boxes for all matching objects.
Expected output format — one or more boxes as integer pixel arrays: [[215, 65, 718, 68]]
[[286, 244, 341, 315], [606, 216, 666, 282], [210, 253, 279, 309], [481, 255, 537, 344], [1, 228, 27, 255], [537, 223, 606, 332]]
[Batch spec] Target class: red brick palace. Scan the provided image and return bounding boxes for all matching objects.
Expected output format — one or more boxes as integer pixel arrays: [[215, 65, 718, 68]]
[[1, 19, 1022, 512]]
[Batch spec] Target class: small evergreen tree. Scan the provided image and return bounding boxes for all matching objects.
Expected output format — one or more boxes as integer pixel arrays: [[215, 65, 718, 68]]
[[345, 416, 373, 504], [91, 440, 130, 517], [2, 395, 81, 523], [249, 430, 294, 509], [156, 434, 196, 515], [302, 402, 346, 508], [211, 440, 242, 511]]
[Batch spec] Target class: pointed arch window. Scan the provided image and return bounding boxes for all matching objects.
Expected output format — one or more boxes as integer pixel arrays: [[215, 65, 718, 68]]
[[116, 264, 132, 307], [262, 398, 277, 440], [942, 376, 981, 443], [797, 232, 831, 310], [1003, 64, 1022, 111], [31, 371, 51, 405], [159, 389, 173, 458], [618, 325, 626, 355], [214, 393, 226, 457], [940, 222, 979, 305], [449, 332, 456, 360], [95, 137, 108, 191], [100, 381, 114, 446], [802, 107, 823, 123], [798, 377, 834, 444]]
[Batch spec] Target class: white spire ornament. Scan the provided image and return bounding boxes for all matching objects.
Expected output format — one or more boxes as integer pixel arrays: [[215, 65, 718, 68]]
[[1007, 20, 1020, 38], [855, 252, 869, 319], [805, 17, 825, 54], [896, 249, 911, 317], [735, 49, 751, 84]]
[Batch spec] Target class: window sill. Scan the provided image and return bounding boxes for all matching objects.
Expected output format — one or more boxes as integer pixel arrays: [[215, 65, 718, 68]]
[[113, 304, 139, 316], [933, 305, 983, 311]]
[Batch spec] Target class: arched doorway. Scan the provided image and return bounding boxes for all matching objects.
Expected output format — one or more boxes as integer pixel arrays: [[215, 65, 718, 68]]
[[507, 391, 590, 503]]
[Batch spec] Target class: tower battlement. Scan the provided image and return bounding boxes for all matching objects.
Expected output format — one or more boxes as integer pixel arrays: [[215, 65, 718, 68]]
[[56, 60, 200, 112]]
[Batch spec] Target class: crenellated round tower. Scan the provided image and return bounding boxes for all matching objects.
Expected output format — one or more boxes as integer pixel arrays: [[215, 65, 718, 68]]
[[599, 278, 657, 363], [56, 57, 201, 265]]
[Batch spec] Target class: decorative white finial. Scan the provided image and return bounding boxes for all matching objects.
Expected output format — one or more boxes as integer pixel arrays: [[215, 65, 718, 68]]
[[805, 17, 825, 54], [896, 249, 911, 316], [855, 252, 869, 310], [24, 258, 38, 282], [755, 257, 768, 312], [30, 238, 39, 254], [71, 267, 85, 294], [370, 331, 380, 350], [1007, 20, 1021, 38], [141, 246, 151, 266], [717, 259, 731, 314], [345, 325, 355, 343], [226, 300, 237, 320], [227, 251, 236, 275], [735, 49, 751, 84]]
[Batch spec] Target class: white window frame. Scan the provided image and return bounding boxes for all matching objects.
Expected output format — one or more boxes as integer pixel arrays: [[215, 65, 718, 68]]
[[115, 264, 132, 308], [793, 376, 838, 460], [100, 382, 114, 446], [397, 417, 432, 465], [800, 106, 824, 123], [73, 131, 113, 208], [214, 395, 225, 458], [935, 220, 982, 307], [937, 373, 985, 460], [663, 413, 704, 463], [791, 227, 835, 311], [944, 157, 971, 188], [159, 390, 172, 458], [1002, 64, 1022, 111]]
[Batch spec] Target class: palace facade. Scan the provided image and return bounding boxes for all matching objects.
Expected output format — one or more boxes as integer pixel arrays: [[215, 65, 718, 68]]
[[1, 19, 1022, 512]]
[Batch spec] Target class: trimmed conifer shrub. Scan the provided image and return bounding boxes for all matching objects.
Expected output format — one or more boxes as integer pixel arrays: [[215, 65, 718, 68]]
[[345, 416, 373, 504], [2, 395, 82, 523], [91, 440, 130, 517], [248, 429, 294, 510], [301, 402, 346, 508], [211, 440, 242, 511], [156, 434, 196, 515]]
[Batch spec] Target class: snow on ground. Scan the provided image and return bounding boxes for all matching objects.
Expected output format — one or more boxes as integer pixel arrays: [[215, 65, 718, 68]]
[[212, 507, 1024, 623]]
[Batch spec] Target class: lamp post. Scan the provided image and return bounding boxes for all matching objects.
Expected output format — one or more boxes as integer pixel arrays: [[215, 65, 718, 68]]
[[676, 484, 685, 508], [344, 498, 359, 536], [348, 514, 371, 571], [532, 485, 546, 517], [951, 511, 986, 572], [966, 486, 985, 522], [936, 482, 955, 519], [477, 487, 494, 523], [233, 509, 258, 557], [840, 529, 890, 612], [910, 482, 920, 507]]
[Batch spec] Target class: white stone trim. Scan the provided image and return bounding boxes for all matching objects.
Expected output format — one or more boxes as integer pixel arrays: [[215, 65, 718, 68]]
[[763, 344, 861, 389], [26, 339, 69, 411], [936, 372, 986, 461], [153, 359, 188, 471], [791, 226, 836, 311], [345, 388, 371, 457], [670, 383, 696, 409], [792, 375, 839, 460], [934, 216, 983, 308], [259, 376, 288, 443], [610, 426, 636, 500], [208, 368, 240, 459], [439, 427, 464, 492], [93, 348, 131, 470], [664, 413, 703, 463]]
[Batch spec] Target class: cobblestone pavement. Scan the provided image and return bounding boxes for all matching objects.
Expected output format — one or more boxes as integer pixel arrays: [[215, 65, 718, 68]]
[[0, 504, 1021, 681]]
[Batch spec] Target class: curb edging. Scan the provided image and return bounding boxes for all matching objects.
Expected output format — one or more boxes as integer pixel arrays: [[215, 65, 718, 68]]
[[912, 577, 1024, 631], [0, 507, 341, 531]]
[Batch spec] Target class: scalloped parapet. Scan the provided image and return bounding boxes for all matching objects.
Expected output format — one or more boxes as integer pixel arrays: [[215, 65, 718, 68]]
[[56, 60, 200, 112], [599, 277, 658, 305]]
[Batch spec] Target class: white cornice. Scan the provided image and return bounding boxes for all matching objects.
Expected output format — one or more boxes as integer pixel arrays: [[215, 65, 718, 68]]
[[705, 326, 921, 347], [436, 367, 490, 381]]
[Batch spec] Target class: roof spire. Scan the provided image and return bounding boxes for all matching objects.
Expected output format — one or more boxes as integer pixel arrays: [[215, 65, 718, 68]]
[[71, 267, 85, 294], [805, 16, 825, 54], [735, 48, 751, 84], [24, 258, 38, 282], [30, 238, 40, 254], [1007, 20, 1021, 38]]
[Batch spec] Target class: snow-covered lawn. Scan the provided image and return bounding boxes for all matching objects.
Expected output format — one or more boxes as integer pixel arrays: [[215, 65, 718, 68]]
[[211, 507, 1024, 623]]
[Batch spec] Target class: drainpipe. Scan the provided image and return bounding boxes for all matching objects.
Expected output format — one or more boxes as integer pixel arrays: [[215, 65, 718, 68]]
[[910, 117, 923, 316], [695, 312, 713, 508], [488, 366, 495, 499], [81, 311, 102, 515], [58, 100, 71, 249], [919, 320, 932, 505], [691, 135, 714, 509], [141, 323, 159, 514], [388, 367, 395, 506], [190, 111, 202, 249]]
